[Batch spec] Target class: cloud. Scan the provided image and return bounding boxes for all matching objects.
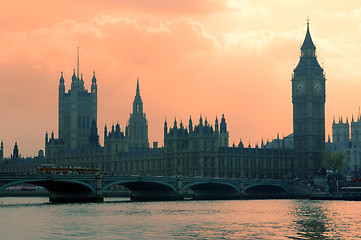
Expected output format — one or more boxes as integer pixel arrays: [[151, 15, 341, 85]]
[[111, 0, 229, 15], [351, 7, 361, 20]]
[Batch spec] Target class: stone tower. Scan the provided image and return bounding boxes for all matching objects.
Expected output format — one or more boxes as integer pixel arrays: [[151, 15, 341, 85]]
[[332, 117, 349, 151], [126, 78, 149, 148], [292, 21, 326, 179], [350, 115, 361, 149], [58, 50, 97, 149]]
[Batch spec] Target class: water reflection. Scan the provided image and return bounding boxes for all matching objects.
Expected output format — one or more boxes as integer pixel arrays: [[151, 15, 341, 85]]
[[291, 200, 329, 239]]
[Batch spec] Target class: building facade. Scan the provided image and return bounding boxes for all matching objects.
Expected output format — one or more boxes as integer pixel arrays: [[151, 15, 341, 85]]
[[292, 21, 326, 178], [330, 116, 361, 177]]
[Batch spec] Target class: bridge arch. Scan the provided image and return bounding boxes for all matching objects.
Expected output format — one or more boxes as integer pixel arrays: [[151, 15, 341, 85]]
[[183, 182, 240, 200], [0, 178, 97, 202], [244, 183, 288, 197], [102, 180, 178, 201]]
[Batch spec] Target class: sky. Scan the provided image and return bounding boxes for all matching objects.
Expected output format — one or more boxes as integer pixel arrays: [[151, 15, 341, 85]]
[[1, 0, 361, 157]]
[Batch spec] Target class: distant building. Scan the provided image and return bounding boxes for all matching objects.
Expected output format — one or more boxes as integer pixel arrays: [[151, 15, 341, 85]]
[[0, 142, 45, 173], [330, 116, 361, 177]]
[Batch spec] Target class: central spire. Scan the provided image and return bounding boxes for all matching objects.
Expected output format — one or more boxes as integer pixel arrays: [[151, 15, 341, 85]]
[[136, 77, 140, 97], [133, 77, 143, 114], [294, 19, 322, 72], [301, 19, 316, 57]]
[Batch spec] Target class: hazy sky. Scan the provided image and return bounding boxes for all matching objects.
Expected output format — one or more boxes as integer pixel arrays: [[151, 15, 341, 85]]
[[1, 0, 361, 157]]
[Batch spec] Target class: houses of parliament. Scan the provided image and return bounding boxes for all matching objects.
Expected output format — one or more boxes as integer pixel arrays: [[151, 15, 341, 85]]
[[0, 22, 329, 180]]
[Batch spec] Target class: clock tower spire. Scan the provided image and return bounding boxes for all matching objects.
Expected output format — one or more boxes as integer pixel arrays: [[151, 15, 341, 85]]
[[292, 20, 326, 179]]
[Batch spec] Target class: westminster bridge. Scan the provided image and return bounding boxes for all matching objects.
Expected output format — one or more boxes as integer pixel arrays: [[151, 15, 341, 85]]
[[0, 174, 295, 202]]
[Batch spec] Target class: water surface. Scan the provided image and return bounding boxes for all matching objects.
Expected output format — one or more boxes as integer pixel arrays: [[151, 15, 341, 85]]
[[1, 197, 360, 239]]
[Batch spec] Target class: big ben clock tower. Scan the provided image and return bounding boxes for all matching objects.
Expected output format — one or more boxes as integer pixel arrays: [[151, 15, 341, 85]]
[[292, 21, 325, 179]]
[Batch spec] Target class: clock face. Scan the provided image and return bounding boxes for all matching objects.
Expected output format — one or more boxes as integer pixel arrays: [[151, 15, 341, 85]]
[[295, 81, 305, 95], [313, 81, 322, 94]]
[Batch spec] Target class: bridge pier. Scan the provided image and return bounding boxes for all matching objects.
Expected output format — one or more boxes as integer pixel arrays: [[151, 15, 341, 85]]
[[95, 176, 104, 202], [176, 177, 184, 200]]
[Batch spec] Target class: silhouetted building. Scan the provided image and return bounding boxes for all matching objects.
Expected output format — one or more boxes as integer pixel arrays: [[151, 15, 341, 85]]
[[292, 21, 326, 178]]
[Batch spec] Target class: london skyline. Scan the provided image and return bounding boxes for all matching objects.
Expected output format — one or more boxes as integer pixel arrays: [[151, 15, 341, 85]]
[[2, 1, 361, 157]]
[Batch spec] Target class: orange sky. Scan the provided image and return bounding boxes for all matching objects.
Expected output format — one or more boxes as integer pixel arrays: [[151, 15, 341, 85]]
[[1, 0, 361, 157]]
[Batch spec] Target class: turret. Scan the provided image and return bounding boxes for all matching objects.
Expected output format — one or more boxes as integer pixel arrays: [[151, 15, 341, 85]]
[[71, 69, 77, 88], [220, 114, 227, 133], [219, 114, 229, 147], [164, 119, 168, 135], [0, 141, 3, 160], [189, 116, 193, 133], [12, 142, 19, 159], [215, 116, 219, 133], [91, 71, 97, 94], [59, 72, 65, 94], [238, 139, 243, 148]]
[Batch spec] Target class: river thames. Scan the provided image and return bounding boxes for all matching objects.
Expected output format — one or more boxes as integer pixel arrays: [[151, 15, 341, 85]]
[[1, 198, 361, 239]]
